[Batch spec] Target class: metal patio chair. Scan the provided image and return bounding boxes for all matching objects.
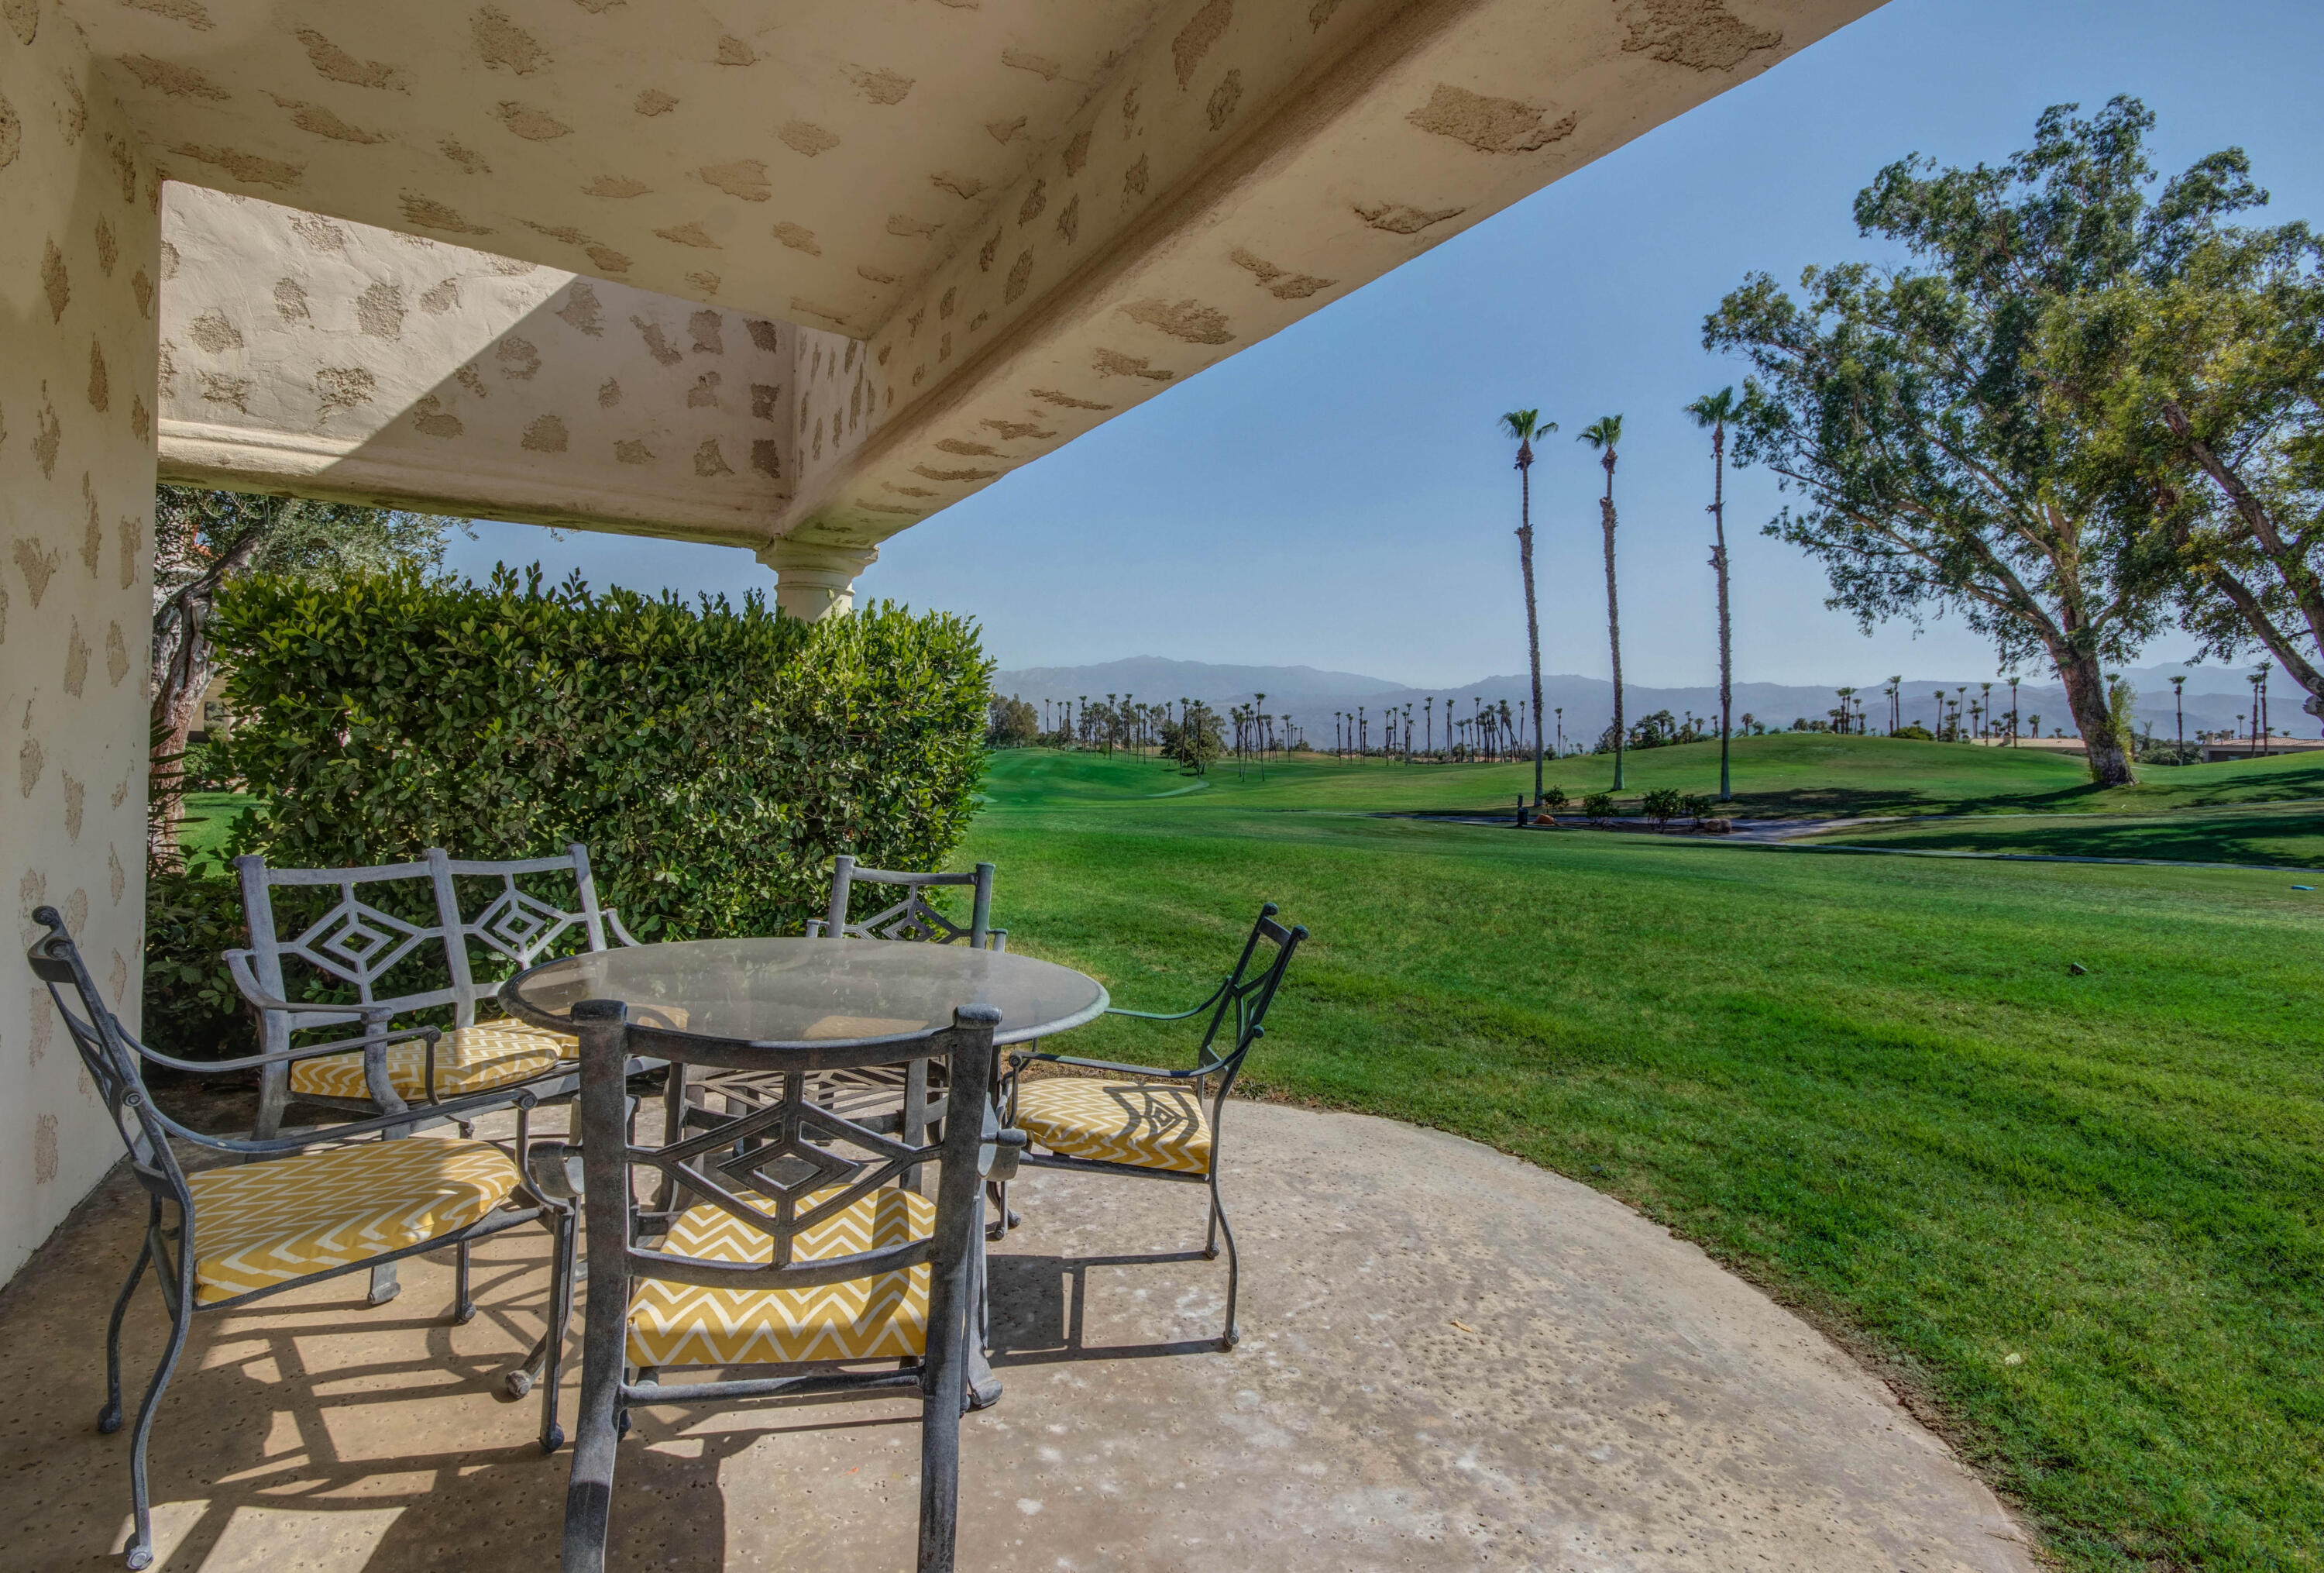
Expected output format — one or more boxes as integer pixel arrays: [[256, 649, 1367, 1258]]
[[689, 859, 1007, 1191], [26, 908, 577, 1573], [559, 1000, 1009, 1573], [232, 844, 642, 1142], [998, 903, 1305, 1350]]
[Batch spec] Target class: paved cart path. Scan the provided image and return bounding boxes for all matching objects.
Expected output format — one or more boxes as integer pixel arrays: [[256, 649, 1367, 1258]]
[[0, 1103, 2035, 1571]]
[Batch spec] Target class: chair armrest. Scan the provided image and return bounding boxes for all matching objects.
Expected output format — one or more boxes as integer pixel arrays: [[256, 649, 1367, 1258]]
[[1103, 976, 1229, 1023], [803, 919, 827, 939], [134, 1023, 440, 1076], [607, 909, 645, 948], [987, 928, 1009, 953], [137, 1079, 532, 1158], [222, 950, 361, 1026]]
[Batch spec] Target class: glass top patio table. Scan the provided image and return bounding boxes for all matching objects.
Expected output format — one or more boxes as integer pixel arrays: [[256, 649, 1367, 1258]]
[[500, 936, 1109, 1049]]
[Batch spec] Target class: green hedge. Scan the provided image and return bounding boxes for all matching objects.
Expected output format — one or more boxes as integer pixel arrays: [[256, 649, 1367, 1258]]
[[146, 566, 991, 1053]]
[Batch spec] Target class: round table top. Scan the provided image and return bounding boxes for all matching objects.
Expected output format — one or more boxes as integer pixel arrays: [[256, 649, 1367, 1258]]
[[500, 936, 1109, 1049]]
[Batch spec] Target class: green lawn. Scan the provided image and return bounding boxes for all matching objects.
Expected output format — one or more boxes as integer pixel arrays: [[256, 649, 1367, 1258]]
[[1077, 731, 2324, 824], [966, 746, 2324, 1573], [1806, 799, 2324, 869]]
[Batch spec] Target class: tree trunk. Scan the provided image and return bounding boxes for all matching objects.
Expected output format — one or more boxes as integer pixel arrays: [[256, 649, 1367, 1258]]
[[1710, 427, 1732, 801], [2056, 650, 2134, 786], [1601, 490, 1625, 790], [1518, 464, 1545, 807]]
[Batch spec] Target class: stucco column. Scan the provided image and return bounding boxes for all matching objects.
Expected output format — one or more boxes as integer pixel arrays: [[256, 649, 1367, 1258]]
[[757, 540, 878, 622]]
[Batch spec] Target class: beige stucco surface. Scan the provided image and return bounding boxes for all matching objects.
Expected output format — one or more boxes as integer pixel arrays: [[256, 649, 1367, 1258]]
[[1, 2, 160, 1284], [159, 183, 817, 546]]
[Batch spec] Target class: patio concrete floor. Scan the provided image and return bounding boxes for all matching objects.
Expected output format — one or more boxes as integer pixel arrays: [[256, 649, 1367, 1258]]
[[1, 1100, 2037, 1571]]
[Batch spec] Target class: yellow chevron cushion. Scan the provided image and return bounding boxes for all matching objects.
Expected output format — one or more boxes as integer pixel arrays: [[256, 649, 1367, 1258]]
[[1014, 1078, 1213, 1175], [288, 1020, 576, 1103], [627, 1186, 933, 1367], [185, 1139, 522, 1303]]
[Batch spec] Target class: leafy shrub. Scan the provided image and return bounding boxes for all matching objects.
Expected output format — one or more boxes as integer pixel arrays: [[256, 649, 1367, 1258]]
[[1582, 791, 1616, 824], [208, 562, 988, 946], [1679, 792, 1714, 824], [1892, 723, 1936, 741], [142, 865, 250, 1057], [1539, 784, 1569, 812], [1641, 787, 1683, 828]]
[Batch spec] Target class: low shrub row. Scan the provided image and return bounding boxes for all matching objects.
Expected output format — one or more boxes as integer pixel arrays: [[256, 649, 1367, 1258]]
[[144, 566, 992, 1055]]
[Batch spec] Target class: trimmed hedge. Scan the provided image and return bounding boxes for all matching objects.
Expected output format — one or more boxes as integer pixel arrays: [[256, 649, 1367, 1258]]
[[145, 566, 990, 1055], [217, 565, 992, 936]]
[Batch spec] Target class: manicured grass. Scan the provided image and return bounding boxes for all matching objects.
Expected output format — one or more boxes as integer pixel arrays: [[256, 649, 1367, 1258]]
[[178, 790, 259, 873], [967, 747, 2324, 1573], [1075, 731, 2324, 824], [1807, 799, 2324, 869]]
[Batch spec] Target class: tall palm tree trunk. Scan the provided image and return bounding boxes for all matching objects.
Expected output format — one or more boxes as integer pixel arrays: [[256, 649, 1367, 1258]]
[[1519, 462, 1545, 807], [1600, 486, 1624, 791], [1710, 424, 1732, 801]]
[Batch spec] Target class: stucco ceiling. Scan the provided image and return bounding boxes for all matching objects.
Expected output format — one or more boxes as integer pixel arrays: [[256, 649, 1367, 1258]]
[[64, 0, 1180, 336]]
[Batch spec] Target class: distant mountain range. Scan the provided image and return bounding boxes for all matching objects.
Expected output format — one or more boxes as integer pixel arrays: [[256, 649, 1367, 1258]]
[[991, 657, 2309, 744]]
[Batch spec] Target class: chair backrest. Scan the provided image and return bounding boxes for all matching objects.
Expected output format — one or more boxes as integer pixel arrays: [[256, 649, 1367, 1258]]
[[234, 852, 457, 1021], [26, 909, 192, 1213], [234, 843, 624, 1028], [569, 999, 999, 1292], [433, 845, 624, 1023], [1195, 903, 1308, 1075], [813, 856, 996, 948]]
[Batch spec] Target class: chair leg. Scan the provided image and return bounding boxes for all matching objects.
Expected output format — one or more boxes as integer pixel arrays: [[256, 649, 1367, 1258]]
[[367, 1261, 401, 1306], [1208, 1172, 1239, 1351], [122, 1263, 195, 1571], [99, 1226, 154, 1434], [538, 1208, 576, 1454], [450, 1239, 476, 1324], [251, 1061, 289, 1141]]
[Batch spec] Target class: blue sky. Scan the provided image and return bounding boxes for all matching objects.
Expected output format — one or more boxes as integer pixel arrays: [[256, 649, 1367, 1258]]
[[445, 0, 2324, 688]]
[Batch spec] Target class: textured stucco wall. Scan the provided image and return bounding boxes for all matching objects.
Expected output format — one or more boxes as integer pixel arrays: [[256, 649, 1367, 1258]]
[[159, 183, 816, 545], [1, 4, 161, 1282]]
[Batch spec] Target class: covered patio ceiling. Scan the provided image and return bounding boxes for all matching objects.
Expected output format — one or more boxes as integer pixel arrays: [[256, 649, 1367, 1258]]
[[67, 0, 1879, 577]]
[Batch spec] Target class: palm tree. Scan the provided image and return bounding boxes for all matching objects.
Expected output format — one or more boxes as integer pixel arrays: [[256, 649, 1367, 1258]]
[[1424, 697, 1433, 757], [1686, 387, 1740, 800], [1576, 415, 1627, 787], [1499, 409, 1556, 806], [2170, 673, 2186, 747], [1836, 685, 1858, 734]]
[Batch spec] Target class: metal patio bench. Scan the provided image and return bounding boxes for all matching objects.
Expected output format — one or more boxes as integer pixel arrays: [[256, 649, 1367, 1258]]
[[998, 902, 1305, 1349], [26, 908, 578, 1572], [559, 999, 1006, 1573], [232, 844, 643, 1143]]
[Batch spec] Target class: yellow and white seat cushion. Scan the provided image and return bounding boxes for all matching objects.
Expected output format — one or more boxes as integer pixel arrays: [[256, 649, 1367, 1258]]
[[627, 1187, 933, 1368], [1012, 1078, 1213, 1175], [184, 1138, 523, 1303], [288, 1019, 576, 1102]]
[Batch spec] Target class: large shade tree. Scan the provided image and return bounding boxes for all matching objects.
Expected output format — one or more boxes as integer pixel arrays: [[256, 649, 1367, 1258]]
[[2031, 149, 2324, 727], [1703, 98, 2223, 786], [1499, 408, 1556, 806]]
